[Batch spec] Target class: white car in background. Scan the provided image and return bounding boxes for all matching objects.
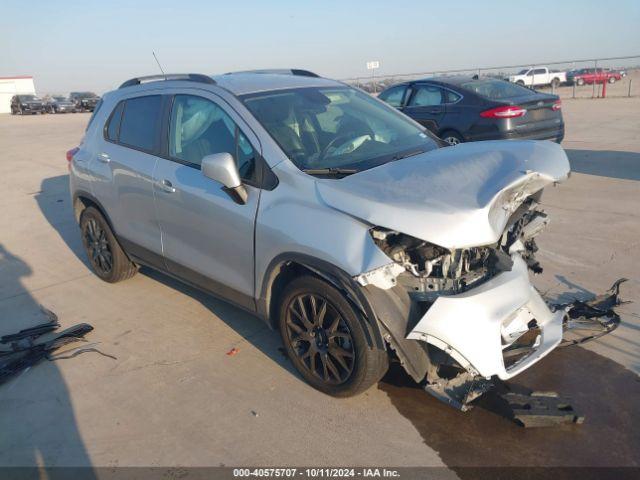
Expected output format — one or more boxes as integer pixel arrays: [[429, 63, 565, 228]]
[[508, 67, 567, 88]]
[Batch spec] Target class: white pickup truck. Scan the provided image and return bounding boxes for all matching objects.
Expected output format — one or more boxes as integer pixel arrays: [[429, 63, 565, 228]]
[[508, 67, 567, 88]]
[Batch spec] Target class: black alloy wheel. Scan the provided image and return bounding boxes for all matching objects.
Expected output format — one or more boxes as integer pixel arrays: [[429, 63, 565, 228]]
[[284, 293, 355, 385], [83, 217, 113, 276], [79, 207, 138, 283]]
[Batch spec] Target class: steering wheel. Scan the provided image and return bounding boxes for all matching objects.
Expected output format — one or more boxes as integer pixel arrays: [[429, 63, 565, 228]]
[[320, 134, 373, 161]]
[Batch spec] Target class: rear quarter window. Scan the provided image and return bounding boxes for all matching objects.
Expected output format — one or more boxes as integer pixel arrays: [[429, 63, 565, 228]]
[[105, 101, 125, 142]]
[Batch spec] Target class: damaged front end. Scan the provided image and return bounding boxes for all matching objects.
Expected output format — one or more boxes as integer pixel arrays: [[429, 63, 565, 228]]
[[355, 192, 624, 413]]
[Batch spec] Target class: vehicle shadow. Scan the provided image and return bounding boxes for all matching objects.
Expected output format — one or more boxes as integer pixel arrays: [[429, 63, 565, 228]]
[[35, 175, 88, 267], [565, 149, 640, 181], [35, 175, 298, 379], [0, 243, 96, 478]]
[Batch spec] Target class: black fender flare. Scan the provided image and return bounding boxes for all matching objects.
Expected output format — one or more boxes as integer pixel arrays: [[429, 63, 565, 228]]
[[257, 253, 385, 350]]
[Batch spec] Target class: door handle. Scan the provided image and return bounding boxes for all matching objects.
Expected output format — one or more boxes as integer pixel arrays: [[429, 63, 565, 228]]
[[158, 179, 176, 193], [97, 153, 111, 163], [428, 109, 442, 114]]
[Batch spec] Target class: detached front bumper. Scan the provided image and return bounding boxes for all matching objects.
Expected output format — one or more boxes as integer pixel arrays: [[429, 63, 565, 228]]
[[407, 255, 564, 380]]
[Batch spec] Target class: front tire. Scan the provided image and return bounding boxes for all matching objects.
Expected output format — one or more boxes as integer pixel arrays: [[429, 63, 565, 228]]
[[576, 78, 585, 86], [608, 77, 616, 84], [551, 77, 560, 88], [80, 207, 138, 283], [278, 275, 388, 397], [516, 80, 525, 86]]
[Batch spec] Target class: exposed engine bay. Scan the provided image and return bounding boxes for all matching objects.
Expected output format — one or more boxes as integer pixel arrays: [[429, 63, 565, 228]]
[[355, 189, 625, 421], [367, 191, 546, 300]]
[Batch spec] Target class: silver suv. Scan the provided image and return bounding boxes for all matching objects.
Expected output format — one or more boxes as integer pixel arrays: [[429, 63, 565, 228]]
[[69, 70, 603, 408]]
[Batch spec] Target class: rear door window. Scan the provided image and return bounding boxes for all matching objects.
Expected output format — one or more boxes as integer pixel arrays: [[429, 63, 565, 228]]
[[408, 85, 445, 107], [118, 95, 162, 152]]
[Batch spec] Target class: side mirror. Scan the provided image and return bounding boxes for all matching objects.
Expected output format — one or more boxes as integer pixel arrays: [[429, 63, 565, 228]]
[[201, 152, 248, 204]]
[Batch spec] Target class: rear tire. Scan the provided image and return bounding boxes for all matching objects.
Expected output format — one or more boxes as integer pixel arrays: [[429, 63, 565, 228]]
[[576, 78, 585, 86], [80, 207, 138, 283], [440, 130, 463, 146], [551, 77, 560, 88], [278, 275, 388, 397]]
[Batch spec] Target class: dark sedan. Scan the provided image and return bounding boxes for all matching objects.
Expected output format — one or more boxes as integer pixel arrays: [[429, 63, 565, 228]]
[[378, 76, 564, 145]]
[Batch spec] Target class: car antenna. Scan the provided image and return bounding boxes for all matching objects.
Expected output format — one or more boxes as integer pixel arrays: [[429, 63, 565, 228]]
[[152, 51, 167, 79]]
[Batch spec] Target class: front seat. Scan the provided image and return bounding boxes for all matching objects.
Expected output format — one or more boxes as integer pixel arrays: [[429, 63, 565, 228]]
[[257, 99, 306, 159]]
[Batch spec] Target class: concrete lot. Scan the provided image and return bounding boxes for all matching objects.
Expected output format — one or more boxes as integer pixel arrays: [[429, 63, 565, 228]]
[[0, 98, 639, 473]]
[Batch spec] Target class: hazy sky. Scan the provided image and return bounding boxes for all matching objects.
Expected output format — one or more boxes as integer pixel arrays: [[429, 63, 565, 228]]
[[2, 0, 639, 94]]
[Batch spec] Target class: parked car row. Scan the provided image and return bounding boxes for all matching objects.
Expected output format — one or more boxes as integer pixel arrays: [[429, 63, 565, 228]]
[[566, 68, 622, 86], [10, 92, 101, 114], [378, 76, 564, 145], [505, 66, 626, 88]]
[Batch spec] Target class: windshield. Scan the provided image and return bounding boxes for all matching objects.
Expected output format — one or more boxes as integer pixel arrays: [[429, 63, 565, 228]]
[[19, 95, 38, 101], [53, 96, 68, 101], [517, 69, 529, 75], [461, 79, 532, 100], [241, 87, 438, 173]]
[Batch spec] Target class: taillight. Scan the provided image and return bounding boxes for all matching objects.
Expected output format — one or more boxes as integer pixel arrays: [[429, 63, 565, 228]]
[[552, 99, 562, 111], [480, 105, 527, 118], [66, 147, 79, 170]]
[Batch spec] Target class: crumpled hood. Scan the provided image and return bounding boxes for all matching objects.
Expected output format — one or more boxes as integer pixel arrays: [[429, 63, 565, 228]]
[[315, 140, 570, 249]]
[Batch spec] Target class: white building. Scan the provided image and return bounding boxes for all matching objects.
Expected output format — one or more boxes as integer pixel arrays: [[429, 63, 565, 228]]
[[0, 76, 36, 114]]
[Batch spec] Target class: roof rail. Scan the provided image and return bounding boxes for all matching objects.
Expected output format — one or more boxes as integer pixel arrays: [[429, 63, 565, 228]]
[[225, 69, 320, 78], [119, 73, 216, 89]]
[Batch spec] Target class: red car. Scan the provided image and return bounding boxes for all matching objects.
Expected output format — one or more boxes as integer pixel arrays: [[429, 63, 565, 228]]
[[567, 68, 622, 86]]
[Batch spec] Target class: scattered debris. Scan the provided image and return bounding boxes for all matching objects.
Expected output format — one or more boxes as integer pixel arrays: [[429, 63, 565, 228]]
[[251, 410, 259, 417], [0, 307, 95, 386], [48, 343, 117, 361], [557, 278, 627, 347], [424, 372, 492, 412], [226, 347, 239, 356], [504, 391, 584, 427]]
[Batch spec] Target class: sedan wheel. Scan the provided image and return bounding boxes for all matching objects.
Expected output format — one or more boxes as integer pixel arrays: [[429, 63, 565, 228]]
[[441, 131, 463, 146]]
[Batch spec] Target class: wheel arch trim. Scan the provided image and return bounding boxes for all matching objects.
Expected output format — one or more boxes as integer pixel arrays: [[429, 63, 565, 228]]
[[73, 190, 117, 234], [257, 252, 385, 349]]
